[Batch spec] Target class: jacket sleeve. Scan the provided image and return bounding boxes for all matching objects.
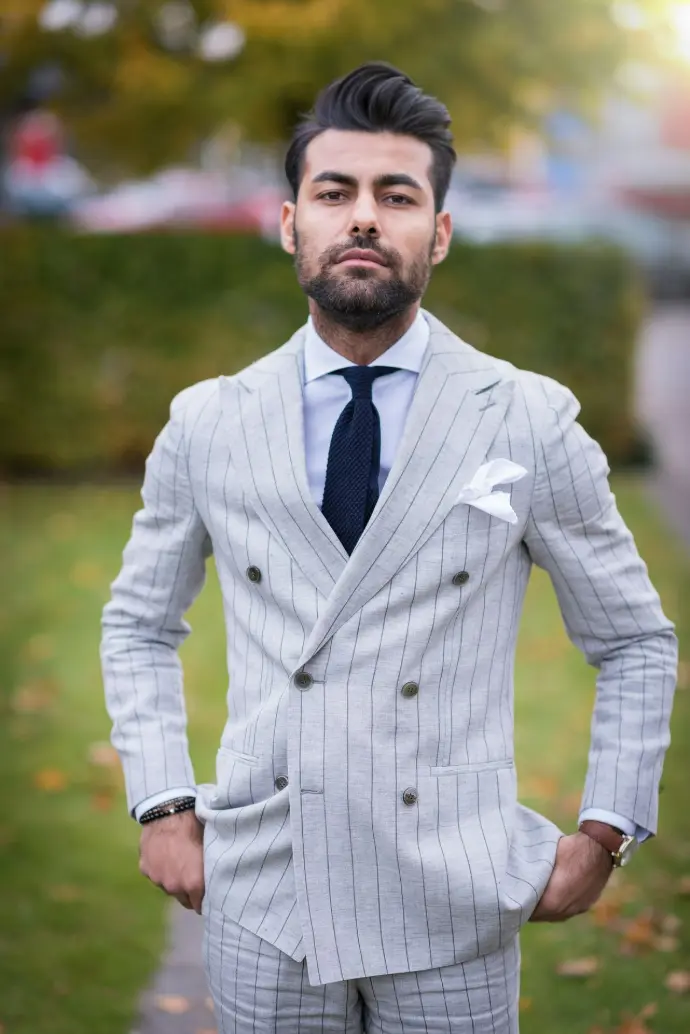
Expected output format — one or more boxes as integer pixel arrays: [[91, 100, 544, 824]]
[[523, 378, 678, 836], [100, 390, 212, 817]]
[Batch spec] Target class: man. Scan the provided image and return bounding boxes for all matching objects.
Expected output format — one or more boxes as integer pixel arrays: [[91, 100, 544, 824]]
[[101, 63, 678, 1032]]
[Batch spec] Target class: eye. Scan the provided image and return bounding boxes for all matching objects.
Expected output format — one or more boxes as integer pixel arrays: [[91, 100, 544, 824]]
[[317, 190, 346, 202], [386, 194, 414, 205]]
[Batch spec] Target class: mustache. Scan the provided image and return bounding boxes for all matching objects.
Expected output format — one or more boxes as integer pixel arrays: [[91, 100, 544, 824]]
[[323, 236, 399, 268]]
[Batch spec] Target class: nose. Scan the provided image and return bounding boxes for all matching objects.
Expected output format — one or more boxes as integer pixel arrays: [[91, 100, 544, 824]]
[[348, 194, 380, 239]]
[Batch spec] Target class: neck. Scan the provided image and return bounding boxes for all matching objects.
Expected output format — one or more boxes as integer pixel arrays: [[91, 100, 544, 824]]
[[309, 303, 419, 365]]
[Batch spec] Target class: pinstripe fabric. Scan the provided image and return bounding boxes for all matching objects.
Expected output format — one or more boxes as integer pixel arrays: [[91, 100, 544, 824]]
[[101, 310, 677, 988], [203, 909, 520, 1032]]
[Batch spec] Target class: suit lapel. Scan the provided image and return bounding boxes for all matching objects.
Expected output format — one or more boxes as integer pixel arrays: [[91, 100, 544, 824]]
[[219, 330, 348, 600], [298, 314, 514, 664]]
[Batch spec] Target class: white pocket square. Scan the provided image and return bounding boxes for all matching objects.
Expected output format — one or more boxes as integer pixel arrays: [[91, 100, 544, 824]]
[[455, 459, 528, 525]]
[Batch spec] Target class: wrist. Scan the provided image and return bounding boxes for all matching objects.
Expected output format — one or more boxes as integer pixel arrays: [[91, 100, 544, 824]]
[[140, 808, 201, 838], [578, 819, 639, 868], [577, 828, 615, 866], [139, 795, 196, 825]]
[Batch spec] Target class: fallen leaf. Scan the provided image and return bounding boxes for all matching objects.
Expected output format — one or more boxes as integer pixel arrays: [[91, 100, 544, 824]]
[[9, 718, 35, 741], [12, 679, 59, 714], [611, 1002, 658, 1033], [556, 956, 600, 977], [619, 909, 657, 953], [590, 872, 638, 925], [558, 792, 583, 818], [34, 769, 67, 792], [665, 970, 690, 994], [21, 634, 55, 663], [90, 792, 115, 812], [522, 775, 560, 800], [155, 995, 191, 1014], [660, 913, 682, 934], [590, 898, 624, 928], [614, 1017, 648, 1033], [88, 742, 120, 767], [522, 638, 571, 662], [676, 876, 690, 896], [519, 997, 532, 1012], [653, 935, 679, 952]]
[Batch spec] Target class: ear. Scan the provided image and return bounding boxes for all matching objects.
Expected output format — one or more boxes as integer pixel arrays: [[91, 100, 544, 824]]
[[431, 211, 452, 266], [281, 201, 296, 255]]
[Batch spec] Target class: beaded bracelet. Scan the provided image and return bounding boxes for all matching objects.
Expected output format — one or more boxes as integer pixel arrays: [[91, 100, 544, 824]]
[[139, 796, 197, 824]]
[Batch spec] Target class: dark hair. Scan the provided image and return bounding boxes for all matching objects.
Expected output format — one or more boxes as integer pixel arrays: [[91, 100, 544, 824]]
[[285, 62, 456, 213]]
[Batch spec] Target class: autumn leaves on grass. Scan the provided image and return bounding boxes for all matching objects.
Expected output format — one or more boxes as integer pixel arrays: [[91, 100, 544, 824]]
[[536, 873, 690, 1033]]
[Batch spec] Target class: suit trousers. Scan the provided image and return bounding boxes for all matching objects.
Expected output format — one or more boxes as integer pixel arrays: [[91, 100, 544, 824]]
[[203, 908, 521, 1033]]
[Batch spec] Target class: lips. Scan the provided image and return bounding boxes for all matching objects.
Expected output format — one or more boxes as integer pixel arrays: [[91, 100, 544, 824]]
[[336, 249, 387, 266]]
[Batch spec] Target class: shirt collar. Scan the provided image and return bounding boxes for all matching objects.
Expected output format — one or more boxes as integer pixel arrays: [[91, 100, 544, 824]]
[[303, 309, 430, 385]]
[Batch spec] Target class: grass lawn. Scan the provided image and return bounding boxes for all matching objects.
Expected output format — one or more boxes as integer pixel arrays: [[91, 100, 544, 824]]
[[0, 476, 688, 1034]]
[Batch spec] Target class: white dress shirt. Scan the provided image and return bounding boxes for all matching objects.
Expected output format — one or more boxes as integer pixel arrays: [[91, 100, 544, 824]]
[[303, 309, 429, 505], [135, 309, 646, 842]]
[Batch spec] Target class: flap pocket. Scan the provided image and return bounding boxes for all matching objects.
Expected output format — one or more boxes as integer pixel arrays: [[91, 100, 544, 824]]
[[430, 758, 514, 777], [218, 745, 259, 766]]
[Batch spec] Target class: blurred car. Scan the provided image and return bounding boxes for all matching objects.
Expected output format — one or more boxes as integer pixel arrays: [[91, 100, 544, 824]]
[[446, 185, 690, 297], [2, 109, 95, 218], [70, 167, 283, 238]]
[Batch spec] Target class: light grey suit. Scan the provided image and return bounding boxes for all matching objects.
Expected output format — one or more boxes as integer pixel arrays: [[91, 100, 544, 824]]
[[101, 312, 677, 991]]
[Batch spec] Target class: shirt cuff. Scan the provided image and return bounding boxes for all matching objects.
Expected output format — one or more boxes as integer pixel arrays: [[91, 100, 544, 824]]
[[579, 808, 651, 843], [133, 786, 198, 822]]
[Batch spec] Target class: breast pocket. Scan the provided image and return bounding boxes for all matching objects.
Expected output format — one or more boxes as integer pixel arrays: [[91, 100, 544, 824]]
[[429, 757, 514, 777]]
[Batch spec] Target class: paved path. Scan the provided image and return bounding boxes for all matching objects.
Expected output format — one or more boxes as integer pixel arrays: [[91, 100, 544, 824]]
[[131, 905, 211, 1034], [130, 304, 690, 1034]]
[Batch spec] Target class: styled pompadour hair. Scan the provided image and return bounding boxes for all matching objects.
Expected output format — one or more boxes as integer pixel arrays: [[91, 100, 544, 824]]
[[285, 62, 456, 213]]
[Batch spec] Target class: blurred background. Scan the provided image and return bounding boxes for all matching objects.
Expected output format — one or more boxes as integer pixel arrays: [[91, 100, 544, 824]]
[[1, 3, 690, 1033]]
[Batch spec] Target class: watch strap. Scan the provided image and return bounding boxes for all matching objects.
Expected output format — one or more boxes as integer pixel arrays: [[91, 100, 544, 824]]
[[578, 819, 625, 856]]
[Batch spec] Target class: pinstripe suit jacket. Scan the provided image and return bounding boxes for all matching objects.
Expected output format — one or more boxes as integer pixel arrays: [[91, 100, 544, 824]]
[[101, 311, 677, 986]]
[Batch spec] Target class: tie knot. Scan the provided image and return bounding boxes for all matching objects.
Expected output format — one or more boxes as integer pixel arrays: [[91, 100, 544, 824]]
[[333, 365, 399, 401]]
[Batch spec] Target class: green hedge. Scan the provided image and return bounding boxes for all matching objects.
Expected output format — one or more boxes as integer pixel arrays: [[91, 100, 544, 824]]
[[0, 230, 644, 474]]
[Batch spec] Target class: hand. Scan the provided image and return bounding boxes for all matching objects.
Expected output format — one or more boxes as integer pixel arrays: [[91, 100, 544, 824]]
[[529, 831, 613, 923], [139, 809, 205, 914]]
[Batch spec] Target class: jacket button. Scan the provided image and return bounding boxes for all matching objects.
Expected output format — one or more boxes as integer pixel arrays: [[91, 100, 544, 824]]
[[294, 671, 314, 690], [274, 775, 289, 791], [246, 566, 262, 583], [402, 787, 418, 806], [452, 570, 470, 586], [401, 681, 419, 698]]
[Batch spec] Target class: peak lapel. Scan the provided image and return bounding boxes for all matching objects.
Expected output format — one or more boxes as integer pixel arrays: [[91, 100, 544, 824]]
[[298, 316, 515, 664], [219, 330, 348, 600]]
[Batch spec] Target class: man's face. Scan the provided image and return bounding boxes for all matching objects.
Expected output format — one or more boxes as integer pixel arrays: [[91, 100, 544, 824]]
[[281, 129, 452, 332]]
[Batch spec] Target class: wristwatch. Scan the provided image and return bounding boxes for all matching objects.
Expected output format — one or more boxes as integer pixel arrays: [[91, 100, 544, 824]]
[[578, 820, 640, 868]]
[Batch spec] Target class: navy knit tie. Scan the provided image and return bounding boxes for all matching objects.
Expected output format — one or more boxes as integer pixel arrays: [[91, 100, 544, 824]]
[[321, 365, 399, 555]]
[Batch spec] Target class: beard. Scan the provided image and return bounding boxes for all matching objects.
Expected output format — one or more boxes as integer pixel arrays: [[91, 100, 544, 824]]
[[294, 232, 434, 333]]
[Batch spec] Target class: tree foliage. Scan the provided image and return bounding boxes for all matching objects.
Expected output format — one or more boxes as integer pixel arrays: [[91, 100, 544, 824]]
[[0, 0, 679, 174]]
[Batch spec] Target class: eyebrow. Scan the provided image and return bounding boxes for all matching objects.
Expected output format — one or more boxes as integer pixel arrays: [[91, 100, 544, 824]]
[[311, 171, 423, 191]]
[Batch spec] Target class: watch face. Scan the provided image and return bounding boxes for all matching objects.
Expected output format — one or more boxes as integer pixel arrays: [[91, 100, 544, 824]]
[[618, 835, 639, 867]]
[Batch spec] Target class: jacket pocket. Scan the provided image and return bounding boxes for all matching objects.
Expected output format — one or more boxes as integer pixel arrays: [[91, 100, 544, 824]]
[[430, 758, 514, 777], [218, 745, 259, 766]]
